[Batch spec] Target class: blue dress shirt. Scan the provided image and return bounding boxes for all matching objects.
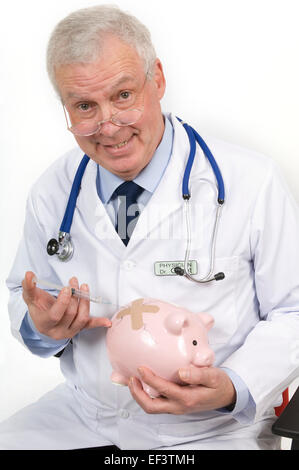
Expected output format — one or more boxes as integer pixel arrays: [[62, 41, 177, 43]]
[[20, 115, 255, 422]]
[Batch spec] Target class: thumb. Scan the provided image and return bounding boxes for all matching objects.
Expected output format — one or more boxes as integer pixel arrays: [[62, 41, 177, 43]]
[[22, 271, 37, 304], [85, 316, 112, 330], [178, 366, 216, 387]]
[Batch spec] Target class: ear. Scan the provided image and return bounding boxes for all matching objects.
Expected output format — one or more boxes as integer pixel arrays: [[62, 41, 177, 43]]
[[152, 58, 166, 100], [198, 312, 214, 331], [164, 312, 188, 335]]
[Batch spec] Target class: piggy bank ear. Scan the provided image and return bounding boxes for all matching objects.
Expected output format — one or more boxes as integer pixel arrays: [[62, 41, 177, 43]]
[[164, 312, 188, 335], [198, 312, 214, 330]]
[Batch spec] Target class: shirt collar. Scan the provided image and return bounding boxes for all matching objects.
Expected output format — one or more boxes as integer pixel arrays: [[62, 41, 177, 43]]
[[96, 115, 174, 204]]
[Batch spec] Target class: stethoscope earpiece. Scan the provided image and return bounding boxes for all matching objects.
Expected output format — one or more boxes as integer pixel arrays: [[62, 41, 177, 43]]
[[214, 272, 225, 281], [174, 266, 225, 282], [174, 266, 185, 276]]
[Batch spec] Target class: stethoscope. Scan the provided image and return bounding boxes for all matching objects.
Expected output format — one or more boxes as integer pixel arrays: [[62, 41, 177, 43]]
[[47, 117, 226, 283]]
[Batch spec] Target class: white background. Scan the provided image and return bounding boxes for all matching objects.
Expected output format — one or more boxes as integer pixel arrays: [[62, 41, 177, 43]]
[[0, 0, 298, 449]]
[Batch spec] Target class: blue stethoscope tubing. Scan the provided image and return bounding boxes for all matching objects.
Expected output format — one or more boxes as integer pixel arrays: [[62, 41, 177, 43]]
[[177, 117, 225, 204], [47, 117, 226, 282], [60, 153, 90, 234], [175, 118, 225, 282]]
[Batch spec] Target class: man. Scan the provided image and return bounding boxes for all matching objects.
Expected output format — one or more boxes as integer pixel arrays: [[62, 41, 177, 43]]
[[2, 5, 299, 450]]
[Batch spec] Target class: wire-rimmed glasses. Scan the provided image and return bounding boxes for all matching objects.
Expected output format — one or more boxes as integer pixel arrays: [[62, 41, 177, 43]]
[[62, 106, 144, 136]]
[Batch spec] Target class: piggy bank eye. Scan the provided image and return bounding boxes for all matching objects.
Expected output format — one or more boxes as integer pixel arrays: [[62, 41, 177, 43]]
[[192, 340, 198, 346]]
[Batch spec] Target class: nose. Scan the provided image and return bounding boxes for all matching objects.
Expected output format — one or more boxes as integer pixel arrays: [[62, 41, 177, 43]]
[[98, 119, 120, 138], [192, 349, 214, 367], [95, 103, 120, 138]]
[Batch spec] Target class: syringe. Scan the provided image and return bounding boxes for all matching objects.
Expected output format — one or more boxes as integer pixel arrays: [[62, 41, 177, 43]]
[[32, 276, 113, 305]]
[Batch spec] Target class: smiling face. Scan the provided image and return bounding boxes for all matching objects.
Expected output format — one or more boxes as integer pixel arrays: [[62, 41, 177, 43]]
[[55, 35, 166, 180]]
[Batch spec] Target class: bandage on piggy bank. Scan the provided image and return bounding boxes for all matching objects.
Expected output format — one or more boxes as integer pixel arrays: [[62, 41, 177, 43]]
[[106, 298, 215, 398]]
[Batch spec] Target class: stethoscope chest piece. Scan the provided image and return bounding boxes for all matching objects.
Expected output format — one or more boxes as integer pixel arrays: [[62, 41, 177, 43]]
[[47, 231, 74, 262], [46, 154, 90, 262]]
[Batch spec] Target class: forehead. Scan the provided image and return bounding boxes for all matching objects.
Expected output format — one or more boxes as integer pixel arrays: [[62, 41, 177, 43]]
[[55, 35, 145, 99]]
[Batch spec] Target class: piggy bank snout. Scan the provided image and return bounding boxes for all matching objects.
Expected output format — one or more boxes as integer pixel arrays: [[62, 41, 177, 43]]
[[192, 348, 214, 367]]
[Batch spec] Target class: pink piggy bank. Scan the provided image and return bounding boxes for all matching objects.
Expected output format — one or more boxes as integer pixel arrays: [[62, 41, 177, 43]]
[[106, 298, 215, 398]]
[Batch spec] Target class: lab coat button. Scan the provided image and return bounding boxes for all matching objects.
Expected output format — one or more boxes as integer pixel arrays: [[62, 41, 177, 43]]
[[123, 260, 135, 271], [119, 409, 130, 419]]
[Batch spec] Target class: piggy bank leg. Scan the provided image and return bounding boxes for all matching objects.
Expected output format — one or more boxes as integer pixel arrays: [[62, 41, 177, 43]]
[[111, 371, 129, 386], [141, 381, 160, 398]]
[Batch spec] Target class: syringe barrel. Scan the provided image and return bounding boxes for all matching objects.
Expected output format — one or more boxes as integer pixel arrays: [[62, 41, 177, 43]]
[[71, 288, 90, 301], [70, 288, 110, 304]]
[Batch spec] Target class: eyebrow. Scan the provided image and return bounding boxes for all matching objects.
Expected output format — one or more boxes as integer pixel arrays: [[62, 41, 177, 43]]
[[65, 75, 138, 100]]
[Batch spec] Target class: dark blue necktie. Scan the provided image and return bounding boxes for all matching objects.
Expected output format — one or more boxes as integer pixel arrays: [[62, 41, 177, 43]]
[[111, 181, 144, 245]]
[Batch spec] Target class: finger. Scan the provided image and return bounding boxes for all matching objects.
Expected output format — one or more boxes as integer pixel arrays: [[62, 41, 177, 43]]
[[59, 277, 80, 328], [22, 271, 37, 305], [137, 366, 183, 400], [128, 376, 174, 414], [47, 285, 72, 325], [68, 283, 90, 332], [178, 366, 219, 388], [85, 316, 112, 329], [68, 276, 80, 300], [68, 284, 112, 331]]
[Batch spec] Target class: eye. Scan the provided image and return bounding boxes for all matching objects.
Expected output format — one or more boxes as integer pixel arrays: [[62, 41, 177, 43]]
[[78, 103, 91, 111], [119, 91, 132, 100], [192, 340, 198, 346]]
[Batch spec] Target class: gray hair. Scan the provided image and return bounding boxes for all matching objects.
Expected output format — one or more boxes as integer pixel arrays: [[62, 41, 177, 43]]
[[46, 5, 157, 95]]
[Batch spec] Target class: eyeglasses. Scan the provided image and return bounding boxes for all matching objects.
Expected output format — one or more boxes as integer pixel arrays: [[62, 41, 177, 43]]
[[62, 74, 147, 137], [63, 106, 144, 137]]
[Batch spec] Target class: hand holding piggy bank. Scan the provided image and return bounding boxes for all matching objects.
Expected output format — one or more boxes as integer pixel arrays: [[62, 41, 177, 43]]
[[106, 298, 215, 398]]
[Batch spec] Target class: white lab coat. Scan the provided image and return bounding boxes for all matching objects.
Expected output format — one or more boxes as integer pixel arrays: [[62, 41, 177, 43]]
[[3, 113, 299, 450]]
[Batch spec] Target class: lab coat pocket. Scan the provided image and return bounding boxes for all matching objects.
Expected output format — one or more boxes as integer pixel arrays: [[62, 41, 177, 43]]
[[199, 255, 239, 346], [157, 413, 237, 447], [71, 385, 100, 434]]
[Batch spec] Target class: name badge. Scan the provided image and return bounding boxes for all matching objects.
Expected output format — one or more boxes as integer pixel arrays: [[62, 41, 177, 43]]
[[154, 260, 198, 276]]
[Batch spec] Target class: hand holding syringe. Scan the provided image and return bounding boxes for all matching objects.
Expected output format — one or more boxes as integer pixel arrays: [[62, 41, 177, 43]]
[[22, 272, 112, 342]]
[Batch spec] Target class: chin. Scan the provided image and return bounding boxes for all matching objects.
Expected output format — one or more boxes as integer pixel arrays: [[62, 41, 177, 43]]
[[110, 166, 140, 180], [106, 156, 146, 179]]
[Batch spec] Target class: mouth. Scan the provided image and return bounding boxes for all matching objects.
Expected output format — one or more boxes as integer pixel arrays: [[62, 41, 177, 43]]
[[98, 134, 136, 155], [111, 139, 129, 149]]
